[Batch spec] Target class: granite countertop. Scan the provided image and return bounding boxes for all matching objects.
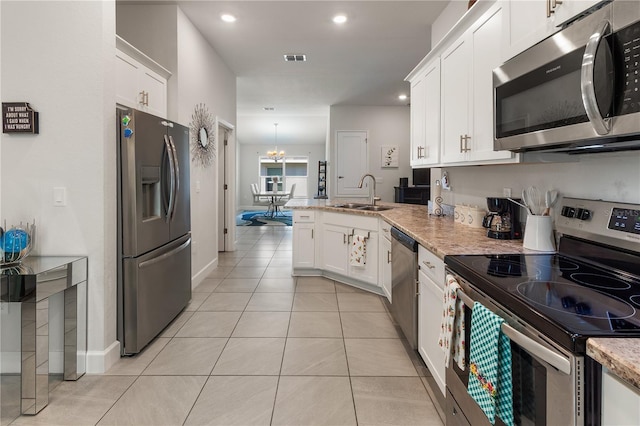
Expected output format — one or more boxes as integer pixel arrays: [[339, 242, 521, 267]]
[[287, 198, 530, 258], [288, 198, 640, 390], [587, 338, 640, 389]]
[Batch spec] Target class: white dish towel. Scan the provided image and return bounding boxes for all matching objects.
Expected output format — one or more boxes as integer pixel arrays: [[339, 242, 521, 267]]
[[438, 274, 466, 370], [349, 234, 367, 266]]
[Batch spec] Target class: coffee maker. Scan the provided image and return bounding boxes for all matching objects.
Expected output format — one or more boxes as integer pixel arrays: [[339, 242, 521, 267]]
[[482, 197, 522, 239]]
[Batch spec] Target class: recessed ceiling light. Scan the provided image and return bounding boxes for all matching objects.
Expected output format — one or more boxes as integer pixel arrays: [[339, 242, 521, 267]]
[[333, 14, 347, 24], [221, 14, 236, 23], [398, 94, 408, 101]]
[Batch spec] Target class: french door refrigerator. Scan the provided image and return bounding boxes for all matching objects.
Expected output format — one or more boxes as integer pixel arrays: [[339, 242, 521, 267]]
[[117, 107, 191, 355]]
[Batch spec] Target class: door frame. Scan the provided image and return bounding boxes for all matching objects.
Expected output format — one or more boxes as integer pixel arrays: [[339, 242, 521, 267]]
[[216, 117, 235, 252]]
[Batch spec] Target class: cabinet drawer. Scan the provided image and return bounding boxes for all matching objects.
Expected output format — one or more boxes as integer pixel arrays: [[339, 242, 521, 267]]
[[379, 219, 392, 241], [418, 245, 444, 286], [294, 210, 315, 223], [323, 212, 378, 231]]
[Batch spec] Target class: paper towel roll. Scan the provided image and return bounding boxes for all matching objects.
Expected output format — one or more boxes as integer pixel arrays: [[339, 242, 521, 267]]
[[433, 180, 443, 216]]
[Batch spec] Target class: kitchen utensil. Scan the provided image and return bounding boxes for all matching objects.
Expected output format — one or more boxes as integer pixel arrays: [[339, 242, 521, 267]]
[[543, 190, 559, 216], [521, 190, 535, 215], [525, 186, 542, 215]]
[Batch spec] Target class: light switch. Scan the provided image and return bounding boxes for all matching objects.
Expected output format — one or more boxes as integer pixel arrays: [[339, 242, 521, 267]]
[[195, 180, 201, 193], [53, 187, 66, 206]]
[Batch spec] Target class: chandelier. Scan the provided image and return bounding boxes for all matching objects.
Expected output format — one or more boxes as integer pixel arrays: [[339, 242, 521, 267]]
[[267, 123, 285, 161]]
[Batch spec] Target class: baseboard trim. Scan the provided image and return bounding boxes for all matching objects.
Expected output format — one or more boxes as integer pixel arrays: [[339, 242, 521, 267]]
[[86, 340, 120, 374], [192, 257, 218, 289]]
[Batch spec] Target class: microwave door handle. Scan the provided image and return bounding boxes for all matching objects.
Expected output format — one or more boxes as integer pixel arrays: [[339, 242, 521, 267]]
[[580, 19, 611, 136], [168, 135, 179, 221], [163, 135, 176, 221], [456, 289, 571, 375]]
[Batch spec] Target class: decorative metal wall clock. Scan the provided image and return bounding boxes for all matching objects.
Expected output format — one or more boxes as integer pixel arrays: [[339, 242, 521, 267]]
[[189, 103, 215, 167]]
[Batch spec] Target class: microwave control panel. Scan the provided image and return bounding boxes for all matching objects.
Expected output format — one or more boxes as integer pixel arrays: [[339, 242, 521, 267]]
[[617, 20, 640, 115]]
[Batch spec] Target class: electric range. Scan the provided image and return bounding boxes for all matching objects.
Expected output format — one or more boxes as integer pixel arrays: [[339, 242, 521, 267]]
[[445, 197, 640, 354], [444, 197, 640, 426]]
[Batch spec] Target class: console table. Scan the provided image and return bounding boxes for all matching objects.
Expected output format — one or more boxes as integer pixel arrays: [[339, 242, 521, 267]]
[[0, 256, 87, 418], [394, 186, 430, 205]]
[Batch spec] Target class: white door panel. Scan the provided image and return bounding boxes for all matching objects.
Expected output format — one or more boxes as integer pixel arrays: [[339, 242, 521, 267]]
[[336, 131, 368, 197]]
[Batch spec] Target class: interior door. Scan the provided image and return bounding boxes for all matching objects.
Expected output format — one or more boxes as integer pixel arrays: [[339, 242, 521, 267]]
[[336, 131, 368, 197]]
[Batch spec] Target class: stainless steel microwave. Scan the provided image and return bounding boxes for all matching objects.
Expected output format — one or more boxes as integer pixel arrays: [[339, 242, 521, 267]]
[[493, 1, 640, 154]]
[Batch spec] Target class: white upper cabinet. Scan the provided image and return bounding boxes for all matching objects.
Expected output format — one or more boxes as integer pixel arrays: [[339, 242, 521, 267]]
[[553, 0, 604, 28], [116, 36, 170, 118], [410, 58, 441, 167], [441, 2, 516, 165], [441, 36, 470, 164]]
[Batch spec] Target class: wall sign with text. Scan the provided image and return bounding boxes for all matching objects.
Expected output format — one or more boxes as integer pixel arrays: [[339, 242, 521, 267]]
[[2, 102, 39, 134]]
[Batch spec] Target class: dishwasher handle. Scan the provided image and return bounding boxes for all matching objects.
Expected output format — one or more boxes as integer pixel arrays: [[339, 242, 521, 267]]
[[390, 227, 418, 252]]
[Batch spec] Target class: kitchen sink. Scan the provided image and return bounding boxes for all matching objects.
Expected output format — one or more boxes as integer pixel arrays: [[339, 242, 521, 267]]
[[332, 203, 368, 209], [356, 205, 393, 211], [331, 203, 392, 211]]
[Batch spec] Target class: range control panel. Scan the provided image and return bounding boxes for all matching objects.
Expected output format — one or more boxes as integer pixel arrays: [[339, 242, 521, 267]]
[[556, 197, 640, 252]]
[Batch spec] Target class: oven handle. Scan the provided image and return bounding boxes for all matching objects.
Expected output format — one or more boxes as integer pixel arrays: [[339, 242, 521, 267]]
[[456, 289, 572, 375], [580, 19, 611, 136]]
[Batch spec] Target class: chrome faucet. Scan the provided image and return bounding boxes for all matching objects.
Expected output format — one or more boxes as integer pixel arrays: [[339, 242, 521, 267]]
[[357, 173, 381, 206]]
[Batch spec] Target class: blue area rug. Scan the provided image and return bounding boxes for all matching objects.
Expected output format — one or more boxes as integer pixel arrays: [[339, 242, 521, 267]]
[[237, 210, 292, 226]]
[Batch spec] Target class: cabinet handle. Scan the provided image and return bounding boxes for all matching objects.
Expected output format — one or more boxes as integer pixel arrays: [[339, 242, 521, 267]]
[[311, 229, 314, 239], [139, 91, 149, 106], [460, 134, 471, 152], [343, 233, 347, 244], [387, 250, 391, 264], [546, 0, 562, 17], [422, 260, 436, 270]]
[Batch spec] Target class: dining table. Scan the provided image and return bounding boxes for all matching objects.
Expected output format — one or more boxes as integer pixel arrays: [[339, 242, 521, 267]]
[[257, 190, 290, 218]]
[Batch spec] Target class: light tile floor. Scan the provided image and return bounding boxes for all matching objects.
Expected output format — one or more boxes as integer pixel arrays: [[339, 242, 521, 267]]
[[6, 226, 444, 426]]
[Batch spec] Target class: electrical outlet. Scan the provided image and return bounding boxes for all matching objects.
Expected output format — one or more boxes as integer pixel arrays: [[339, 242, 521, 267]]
[[503, 187, 512, 197]]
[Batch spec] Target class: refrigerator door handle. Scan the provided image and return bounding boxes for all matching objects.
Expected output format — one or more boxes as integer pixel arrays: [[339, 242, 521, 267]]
[[163, 135, 176, 221], [138, 237, 191, 269], [168, 135, 180, 221]]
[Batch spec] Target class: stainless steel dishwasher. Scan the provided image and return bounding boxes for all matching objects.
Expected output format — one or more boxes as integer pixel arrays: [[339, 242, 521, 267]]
[[390, 227, 418, 350]]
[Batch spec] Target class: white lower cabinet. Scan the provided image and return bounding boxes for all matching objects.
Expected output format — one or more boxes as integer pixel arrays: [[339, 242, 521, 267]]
[[292, 211, 316, 269], [418, 245, 446, 396], [602, 366, 640, 425], [321, 224, 349, 276], [379, 221, 392, 302]]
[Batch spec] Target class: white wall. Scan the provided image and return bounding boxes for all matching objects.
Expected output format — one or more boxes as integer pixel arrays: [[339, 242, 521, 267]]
[[329, 105, 412, 203], [238, 143, 326, 210], [176, 7, 237, 282], [431, 0, 474, 48], [438, 153, 640, 210], [1, 1, 117, 373]]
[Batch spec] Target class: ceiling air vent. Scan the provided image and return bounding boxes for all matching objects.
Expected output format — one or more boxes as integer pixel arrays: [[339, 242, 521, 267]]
[[284, 54, 306, 62]]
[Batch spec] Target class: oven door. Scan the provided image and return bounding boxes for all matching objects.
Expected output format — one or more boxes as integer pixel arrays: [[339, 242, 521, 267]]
[[445, 274, 582, 426]]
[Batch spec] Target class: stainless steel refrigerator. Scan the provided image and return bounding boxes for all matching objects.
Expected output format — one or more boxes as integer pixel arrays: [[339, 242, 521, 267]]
[[117, 107, 191, 355]]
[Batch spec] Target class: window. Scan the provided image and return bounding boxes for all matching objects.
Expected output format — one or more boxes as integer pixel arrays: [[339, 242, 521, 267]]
[[259, 156, 308, 197]]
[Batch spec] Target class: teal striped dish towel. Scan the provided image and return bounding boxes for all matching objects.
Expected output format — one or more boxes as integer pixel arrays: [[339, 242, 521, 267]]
[[467, 302, 514, 426]]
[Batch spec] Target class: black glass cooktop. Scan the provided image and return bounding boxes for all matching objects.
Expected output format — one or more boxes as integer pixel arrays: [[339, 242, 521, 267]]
[[445, 252, 640, 352]]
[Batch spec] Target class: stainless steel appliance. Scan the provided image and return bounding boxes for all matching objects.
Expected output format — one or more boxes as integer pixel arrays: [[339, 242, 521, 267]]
[[445, 197, 640, 425], [390, 227, 418, 349], [493, 1, 640, 154], [117, 107, 192, 355], [482, 197, 522, 240]]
